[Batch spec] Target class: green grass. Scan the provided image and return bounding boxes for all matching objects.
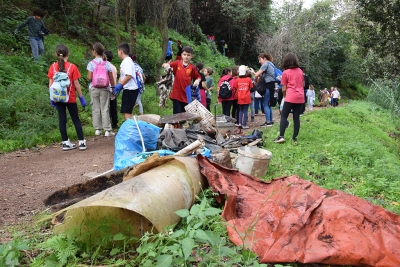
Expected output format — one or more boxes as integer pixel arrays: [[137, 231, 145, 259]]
[[260, 101, 400, 213]]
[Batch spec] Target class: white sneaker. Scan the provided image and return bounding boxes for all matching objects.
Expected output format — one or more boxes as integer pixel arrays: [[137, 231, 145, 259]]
[[95, 130, 101, 136], [62, 139, 76, 151], [79, 140, 87, 150], [104, 131, 115, 137]]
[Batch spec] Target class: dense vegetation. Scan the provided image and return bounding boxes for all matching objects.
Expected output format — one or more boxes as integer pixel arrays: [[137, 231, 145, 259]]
[[1, 0, 399, 266]]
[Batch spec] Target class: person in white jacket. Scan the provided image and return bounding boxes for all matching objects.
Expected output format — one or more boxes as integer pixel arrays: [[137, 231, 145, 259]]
[[306, 85, 316, 110]]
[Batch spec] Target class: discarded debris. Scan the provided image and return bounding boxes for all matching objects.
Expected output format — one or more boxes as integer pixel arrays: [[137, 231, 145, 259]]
[[197, 155, 400, 267]]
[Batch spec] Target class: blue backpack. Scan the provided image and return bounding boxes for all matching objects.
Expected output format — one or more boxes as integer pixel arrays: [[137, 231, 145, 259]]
[[267, 62, 282, 80]]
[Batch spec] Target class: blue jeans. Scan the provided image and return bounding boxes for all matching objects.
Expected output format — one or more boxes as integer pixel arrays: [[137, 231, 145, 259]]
[[263, 89, 273, 122], [255, 96, 264, 114], [238, 104, 249, 126], [250, 92, 255, 117], [29, 37, 44, 61]]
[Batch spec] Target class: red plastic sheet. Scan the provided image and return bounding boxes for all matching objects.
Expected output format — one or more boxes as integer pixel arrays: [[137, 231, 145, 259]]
[[197, 155, 400, 266]]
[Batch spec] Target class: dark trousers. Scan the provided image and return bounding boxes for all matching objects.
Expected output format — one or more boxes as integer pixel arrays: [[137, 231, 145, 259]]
[[172, 99, 187, 114], [109, 98, 118, 127], [231, 99, 239, 121], [302, 90, 307, 114], [56, 102, 84, 141], [221, 100, 233, 117], [279, 102, 302, 140], [206, 98, 211, 111]]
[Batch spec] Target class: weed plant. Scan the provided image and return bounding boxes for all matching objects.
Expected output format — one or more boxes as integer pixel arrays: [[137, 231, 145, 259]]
[[367, 78, 400, 119]]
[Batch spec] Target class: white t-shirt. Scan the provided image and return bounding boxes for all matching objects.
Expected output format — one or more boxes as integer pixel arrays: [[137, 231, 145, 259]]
[[120, 57, 137, 90], [332, 90, 340, 98]]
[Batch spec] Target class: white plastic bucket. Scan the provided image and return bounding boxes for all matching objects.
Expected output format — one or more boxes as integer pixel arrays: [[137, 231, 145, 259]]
[[235, 146, 272, 177]]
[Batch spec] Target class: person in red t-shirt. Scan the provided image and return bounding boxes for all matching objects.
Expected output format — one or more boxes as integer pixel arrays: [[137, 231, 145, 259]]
[[47, 44, 87, 151], [233, 65, 253, 129], [273, 52, 305, 144], [162, 46, 201, 114]]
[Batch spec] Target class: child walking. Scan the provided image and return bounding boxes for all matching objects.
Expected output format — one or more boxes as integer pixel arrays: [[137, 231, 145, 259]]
[[87, 43, 116, 136], [204, 67, 214, 111], [217, 67, 233, 117], [162, 46, 201, 114], [233, 65, 253, 129], [14, 8, 46, 61], [47, 44, 87, 150], [306, 84, 315, 110], [113, 43, 140, 120], [130, 55, 146, 115], [274, 52, 305, 144], [104, 50, 119, 129]]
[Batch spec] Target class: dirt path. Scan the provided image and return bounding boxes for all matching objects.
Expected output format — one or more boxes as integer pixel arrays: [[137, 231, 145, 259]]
[[0, 106, 326, 227], [0, 136, 115, 227]]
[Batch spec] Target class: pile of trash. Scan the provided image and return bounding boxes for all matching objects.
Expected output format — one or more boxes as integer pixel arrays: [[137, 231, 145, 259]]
[[113, 100, 263, 171]]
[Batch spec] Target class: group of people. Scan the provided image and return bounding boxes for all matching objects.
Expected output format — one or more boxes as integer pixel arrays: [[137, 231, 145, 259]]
[[163, 48, 308, 144], [16, 8, 334, 149], [319, 87, 341, 107], [47, 43, 145, 151]]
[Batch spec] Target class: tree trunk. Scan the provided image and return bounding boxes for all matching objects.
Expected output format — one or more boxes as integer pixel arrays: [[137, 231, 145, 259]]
[[129, 0, 137, 56], [124, 0, 129, 32], [155, 8, 171, 95], [96, 0, 102, 27], [115, 0, 121, 44]]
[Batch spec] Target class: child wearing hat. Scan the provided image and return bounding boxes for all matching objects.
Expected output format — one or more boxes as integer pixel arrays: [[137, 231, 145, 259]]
[[233, 65, 253, 129]]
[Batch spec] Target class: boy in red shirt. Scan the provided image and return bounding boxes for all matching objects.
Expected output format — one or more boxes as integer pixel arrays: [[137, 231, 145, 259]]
[[162, 46, 201, 114], [233, 65, 253, 129]]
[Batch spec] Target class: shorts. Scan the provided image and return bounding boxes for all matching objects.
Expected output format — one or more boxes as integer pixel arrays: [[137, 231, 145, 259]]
[[165, 54, 172, 60], [120, 89, 139, 114]]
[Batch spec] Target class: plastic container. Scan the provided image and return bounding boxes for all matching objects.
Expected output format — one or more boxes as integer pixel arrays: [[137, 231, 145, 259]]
[[216, 121, 235, 136], [235, 146, 272, 177]]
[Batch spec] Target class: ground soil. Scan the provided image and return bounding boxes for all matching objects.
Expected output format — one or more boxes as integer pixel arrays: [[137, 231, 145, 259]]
[[0, 107, 322, 228]]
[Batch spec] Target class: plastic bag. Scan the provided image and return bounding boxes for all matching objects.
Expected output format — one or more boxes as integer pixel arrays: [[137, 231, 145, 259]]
[[114, 119, 161, 170]]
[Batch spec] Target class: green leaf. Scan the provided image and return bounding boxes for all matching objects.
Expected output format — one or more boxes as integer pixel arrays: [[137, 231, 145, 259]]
[[204, 207, 222, 216], [194, 229, 210, 243], [181, 237, 195, 260], [169, 229, 185, 238], [219, 246, 236, 257], [193, 222, 203, 229], [113, 233, 126, 241], [110, 248, 120, 256], [155, 254, 172, 267], [190, 204, 200, 215], [187, 215, 193, 224], [175, 209, 190, 218]]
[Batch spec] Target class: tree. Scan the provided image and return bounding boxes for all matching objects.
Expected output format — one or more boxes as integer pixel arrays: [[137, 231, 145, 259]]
[[129, 0, 137, 56], [354, 0, 400, 78], [190, 0, 271, 64], [143, 0, 181, 93], [255, 0, 364, 88]]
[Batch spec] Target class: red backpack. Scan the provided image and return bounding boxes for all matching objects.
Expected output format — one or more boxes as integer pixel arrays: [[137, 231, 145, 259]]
[[91, 60, 109, 88]]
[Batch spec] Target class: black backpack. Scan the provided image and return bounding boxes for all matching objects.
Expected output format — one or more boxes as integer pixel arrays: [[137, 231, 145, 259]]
[[218, 77, 233, 99], [255, 73, 267, 96]]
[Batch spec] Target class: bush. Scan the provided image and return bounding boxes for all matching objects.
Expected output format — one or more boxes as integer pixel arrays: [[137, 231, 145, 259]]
[[367, 79, 400, 119]]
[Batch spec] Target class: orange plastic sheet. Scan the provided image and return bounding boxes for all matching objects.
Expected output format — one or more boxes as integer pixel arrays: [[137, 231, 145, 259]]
[[197, 155, 400, 266]]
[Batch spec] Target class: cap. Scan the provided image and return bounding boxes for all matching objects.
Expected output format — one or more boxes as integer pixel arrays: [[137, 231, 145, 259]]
[[239, 65, 247, 76]]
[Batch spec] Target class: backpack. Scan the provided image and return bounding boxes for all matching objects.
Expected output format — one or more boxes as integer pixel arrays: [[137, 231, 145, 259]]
[[49, 63, 72, 103], [218, 77, 233, 99], [91, 60, 109, 88], [255, 73, 267, 96], [268, 62, 283, 82], [136, 71, 145, 94]]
